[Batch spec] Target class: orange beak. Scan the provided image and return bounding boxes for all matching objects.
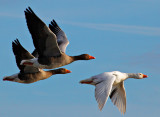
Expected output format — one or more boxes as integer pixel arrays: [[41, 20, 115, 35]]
[[65, 69, 72, 73], [143, 74, 148, 78], [89, 56, 96, 59]]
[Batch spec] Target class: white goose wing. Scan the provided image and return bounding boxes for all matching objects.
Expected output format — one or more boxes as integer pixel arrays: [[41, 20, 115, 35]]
[[94, 73, 116, 110], [110, 81, 126, 114]]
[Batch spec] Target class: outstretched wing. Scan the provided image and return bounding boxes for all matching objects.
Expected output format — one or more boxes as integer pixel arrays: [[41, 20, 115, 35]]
[[110, 82, 126, 114], [94, 73, 116, 110], [24, 7, 61, 57], [49, 19, 69, 53], [12, 39, 39, 73]]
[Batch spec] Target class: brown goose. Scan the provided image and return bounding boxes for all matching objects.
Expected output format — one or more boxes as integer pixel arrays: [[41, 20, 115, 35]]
[[20, 7, 95, 69], [3, 39, 71, 84]]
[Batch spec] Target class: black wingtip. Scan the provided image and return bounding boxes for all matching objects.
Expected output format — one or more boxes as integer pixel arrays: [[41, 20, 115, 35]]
[[12, 39, 19, 55], [50, 19, 59, 27], [12, 39, 22, 49], [14, 39, 20, 45], [28, 6, 31, 9], [28, 7, 33, 13], [24, 6, 35, 14], [51, 19, 56, 25], [49, 19, 62, 33], [12, 41, 15, 48]]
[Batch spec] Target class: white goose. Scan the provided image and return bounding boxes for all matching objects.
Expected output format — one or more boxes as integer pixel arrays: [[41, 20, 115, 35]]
[[80, 71, 148, 114]]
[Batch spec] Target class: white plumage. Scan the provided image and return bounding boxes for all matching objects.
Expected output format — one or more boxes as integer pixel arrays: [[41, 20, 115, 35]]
[[80, 71, 148, 114]]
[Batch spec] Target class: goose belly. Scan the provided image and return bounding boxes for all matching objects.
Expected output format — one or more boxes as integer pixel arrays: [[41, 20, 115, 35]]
[[38, 56, 72, 69], [19, 72, 44, 83]]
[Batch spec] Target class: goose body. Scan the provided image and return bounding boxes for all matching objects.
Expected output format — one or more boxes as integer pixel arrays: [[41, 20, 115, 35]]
[[3, 39, 71, 84], [22, 54, 74, 69], [20, 7, 95, 69], [4, 68, 71, 84], [80, 71, 148, 114]]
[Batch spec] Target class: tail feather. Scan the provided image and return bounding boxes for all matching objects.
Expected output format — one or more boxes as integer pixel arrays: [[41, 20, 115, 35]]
[[80, 78, 93, 84], [3, 73, 19, 82], [3, 76, 14, 81]]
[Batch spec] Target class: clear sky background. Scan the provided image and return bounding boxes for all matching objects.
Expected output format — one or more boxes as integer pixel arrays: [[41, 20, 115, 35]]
[[0, 0, 160, 117]]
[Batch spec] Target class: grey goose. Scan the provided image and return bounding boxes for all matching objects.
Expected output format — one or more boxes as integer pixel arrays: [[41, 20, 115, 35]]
[[3, 39, 71, 84], [21, 7, 95, 69]]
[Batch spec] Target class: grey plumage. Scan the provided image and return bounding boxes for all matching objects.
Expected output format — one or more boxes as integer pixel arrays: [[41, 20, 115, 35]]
[[25, 7, 61, 57], [49, 19, 69, 53], [21, 7, 95, 69], [3, 39, 71, 84]]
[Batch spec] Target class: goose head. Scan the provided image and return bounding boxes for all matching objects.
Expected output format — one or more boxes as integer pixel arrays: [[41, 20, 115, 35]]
[[134, 73, 148, 79], [76, 54, 95, 60], [55, 68, 72, 74]]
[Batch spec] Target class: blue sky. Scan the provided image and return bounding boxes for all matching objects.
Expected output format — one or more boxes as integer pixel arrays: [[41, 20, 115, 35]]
[[0, 0, 160, 116]]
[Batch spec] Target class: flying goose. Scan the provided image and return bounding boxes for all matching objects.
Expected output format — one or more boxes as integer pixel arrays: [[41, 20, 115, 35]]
[[3, 39, 71, 84], [20, 7, 95, 69], [80, 71, 148, 114]]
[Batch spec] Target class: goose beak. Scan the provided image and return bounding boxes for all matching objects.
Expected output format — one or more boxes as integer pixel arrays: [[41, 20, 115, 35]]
[[143, 74, 148, 78], [89, 56, 96, 59], [65, 69, 72, 73]]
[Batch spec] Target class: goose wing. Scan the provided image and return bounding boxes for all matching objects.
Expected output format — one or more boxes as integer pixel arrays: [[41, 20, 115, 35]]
[[49, 19, 69, 53], [24, 7, 61, 57], [94, 73, 116, 110], [110, 81, 126, 114], [12, 39, 39, 73], [31, 49, 38, 58]]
